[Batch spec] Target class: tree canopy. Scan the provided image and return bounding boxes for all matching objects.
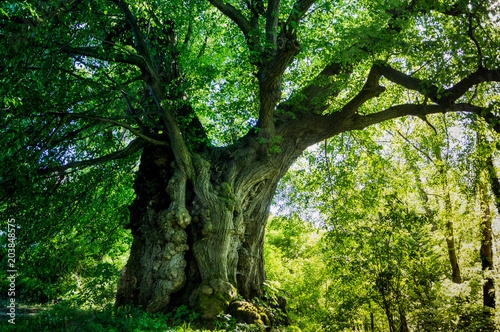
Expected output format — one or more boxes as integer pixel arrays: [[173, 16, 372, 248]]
[[2, 0, 499, 179]]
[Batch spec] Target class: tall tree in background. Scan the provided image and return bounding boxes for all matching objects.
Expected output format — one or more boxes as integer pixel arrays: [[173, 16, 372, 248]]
[[477, 131, 495, 308], [395, 117, 462, 284], [1, 0, 499, 319]]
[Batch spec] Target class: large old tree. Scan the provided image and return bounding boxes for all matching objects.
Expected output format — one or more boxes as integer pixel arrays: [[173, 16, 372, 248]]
[[1, 0, 499, 319]]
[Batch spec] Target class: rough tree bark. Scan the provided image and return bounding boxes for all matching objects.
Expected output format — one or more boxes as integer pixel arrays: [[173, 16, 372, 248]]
[[115, 131, 305, 318]]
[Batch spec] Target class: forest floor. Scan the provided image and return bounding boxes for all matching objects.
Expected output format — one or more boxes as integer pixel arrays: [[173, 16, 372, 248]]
[[0, 302, 48, 320]]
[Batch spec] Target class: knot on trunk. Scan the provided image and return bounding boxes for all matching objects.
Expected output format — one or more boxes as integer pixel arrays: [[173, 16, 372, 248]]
[[277, 37, 286, 50], [164, 206, 191, 229], [164, 168, 192, 229], [286, 39, 300, 52], [190, 279, 238, 320], [276, 37, 301, 54]]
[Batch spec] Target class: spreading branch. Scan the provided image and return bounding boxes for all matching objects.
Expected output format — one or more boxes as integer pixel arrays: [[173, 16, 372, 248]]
[[111, 0, 152, 61], [60, 45, 146, 68], [376, 64, 500, 107], [150, 91, 195, 179], [37, 138, 146, 175], [110, 0, 162, 90], [260, 0, 317, 82], [467, 15, 483, 68], [339, 66, 385, 114], [49, 112, 168, 146], [277, 63, 349, 117], [207, 0, 254, 47], [108, 0, 194, 178], [351, 103, 482, 131], [265, 0, 281, 48], [284, 0, 316, 33]]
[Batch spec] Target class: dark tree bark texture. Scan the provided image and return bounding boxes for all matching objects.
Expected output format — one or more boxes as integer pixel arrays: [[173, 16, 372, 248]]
[[116, 134, 305, 318], [478, 142, 496, 309], [479, 179, 495, 308]]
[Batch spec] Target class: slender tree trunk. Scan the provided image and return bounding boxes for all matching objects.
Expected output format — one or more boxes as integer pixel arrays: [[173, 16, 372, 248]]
[[486, 153, 500, 212], [444, 218, 462, 284], [400, 123, 462, 284], [435, 143, 462, 284], [478, 179, 495, 308], [477, 134, 496, 308], [369, 301, 375, 332], [398, 304, 409, 332], [376, 273, 396, 332], [409, 163, 461, 283]]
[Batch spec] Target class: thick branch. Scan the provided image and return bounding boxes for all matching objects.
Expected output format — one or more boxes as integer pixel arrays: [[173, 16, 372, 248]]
[[256, 0, 320, 131], [284, 0, 316, 33], [60, 45, 146, 68], [445, 67, 500, 103], [108, 0, 194, 177], [277, 62, 374, 124], [468, 15, 483, 68], [150, 91, 195, 179], [351, 103, 482, 130], [277, 63, 347, 117], [207, 0, 253, 47], [265, 0, 281, 48], [111, 0, 151, 59], [376, 63, 500, 106], [340, 66, 385, 114], [37, 138, 146, 175], [110, 0, 163, 90], [376, 63, 440, 102]]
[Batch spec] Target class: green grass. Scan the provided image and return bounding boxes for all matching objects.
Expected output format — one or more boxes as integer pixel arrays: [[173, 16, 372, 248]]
[[2, 301, 302, 332]]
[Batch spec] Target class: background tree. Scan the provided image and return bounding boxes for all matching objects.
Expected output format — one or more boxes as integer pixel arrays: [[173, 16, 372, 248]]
[[1, 0, 500, 322], [475, 129, 495, 309], [274, 115, 500, 330], [391, 115, 464, 284]]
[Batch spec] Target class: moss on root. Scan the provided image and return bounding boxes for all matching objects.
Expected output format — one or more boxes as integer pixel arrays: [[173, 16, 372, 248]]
[[228, 300, 271, 329], [191, 279, 238, 320]]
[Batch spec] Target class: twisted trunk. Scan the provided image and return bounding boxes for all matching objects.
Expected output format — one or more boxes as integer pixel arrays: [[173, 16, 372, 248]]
[[116, 135, 301, 318]]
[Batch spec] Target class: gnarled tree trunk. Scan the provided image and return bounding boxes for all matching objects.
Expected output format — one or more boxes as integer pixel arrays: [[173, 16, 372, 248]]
[[116, 137, 302, 318]]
